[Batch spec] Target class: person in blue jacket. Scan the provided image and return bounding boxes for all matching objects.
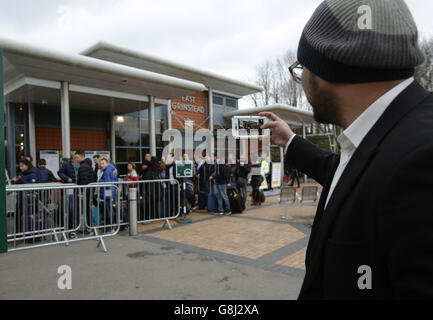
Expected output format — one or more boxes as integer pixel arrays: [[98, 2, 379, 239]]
[[57, 157, 79, 238], [98, 157, 118, 228], [25, 156, 41, 183], [58, 157, 78, 184], [11, 159, 38, 184]]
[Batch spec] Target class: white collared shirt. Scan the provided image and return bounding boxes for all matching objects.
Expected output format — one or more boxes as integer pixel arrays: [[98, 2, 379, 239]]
[[285, 77, 414, 209]]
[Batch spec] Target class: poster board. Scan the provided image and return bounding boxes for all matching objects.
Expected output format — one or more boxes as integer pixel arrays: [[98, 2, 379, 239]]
[[39, 150, 60, 180], [175, 161, 193, 178], [271, 162, 282, 188], [85, 151, 111, 170]]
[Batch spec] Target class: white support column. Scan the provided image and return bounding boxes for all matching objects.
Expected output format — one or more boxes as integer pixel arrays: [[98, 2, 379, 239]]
[[110, 111, 116, 163], [167, 99, 172, 130], [149, 96, 156, 157], [208, 88, 214, 158], [60, 81, 71, 159], [27, 99, 37, 162]]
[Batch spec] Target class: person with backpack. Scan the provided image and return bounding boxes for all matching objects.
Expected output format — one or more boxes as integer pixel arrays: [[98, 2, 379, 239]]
[[58, 156, 80, 238], [37, 159, 58, 183]]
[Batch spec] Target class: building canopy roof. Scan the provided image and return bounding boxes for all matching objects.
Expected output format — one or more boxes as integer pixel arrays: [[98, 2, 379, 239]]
[[223, 104, 316, 127], [1, 36, 210, 101], [81, 41, 263, 97]]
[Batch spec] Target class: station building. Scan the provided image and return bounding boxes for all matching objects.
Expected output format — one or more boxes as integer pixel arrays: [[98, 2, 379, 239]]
[[1, 38, 263, 175]]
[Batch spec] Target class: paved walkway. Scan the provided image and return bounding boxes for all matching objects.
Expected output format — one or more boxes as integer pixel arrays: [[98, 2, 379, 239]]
[[0, 185, 318, 300]]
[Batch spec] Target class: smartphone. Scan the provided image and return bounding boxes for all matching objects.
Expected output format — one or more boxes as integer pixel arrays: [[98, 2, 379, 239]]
[[232, 116, 270, 139]]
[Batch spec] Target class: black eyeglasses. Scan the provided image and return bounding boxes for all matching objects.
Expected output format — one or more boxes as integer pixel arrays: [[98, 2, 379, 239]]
[[289, 61, 303, 84]]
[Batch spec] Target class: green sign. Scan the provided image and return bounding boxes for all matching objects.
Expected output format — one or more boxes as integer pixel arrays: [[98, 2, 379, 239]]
[[0, 49, 7, 253], [175, 161, 193, 178]]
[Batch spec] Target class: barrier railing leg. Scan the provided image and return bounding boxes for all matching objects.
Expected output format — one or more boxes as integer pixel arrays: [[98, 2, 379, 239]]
[[280, 206, 294, 221], [163, 219, 172, 230], [129, 188, 138, 236]]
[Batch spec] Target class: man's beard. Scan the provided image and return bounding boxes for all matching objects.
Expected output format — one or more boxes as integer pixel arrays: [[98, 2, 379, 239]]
[[307, 74, 342, 126]]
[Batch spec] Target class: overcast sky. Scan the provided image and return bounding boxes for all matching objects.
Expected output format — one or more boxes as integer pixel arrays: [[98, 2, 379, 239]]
[[1, 0, 432, 108]]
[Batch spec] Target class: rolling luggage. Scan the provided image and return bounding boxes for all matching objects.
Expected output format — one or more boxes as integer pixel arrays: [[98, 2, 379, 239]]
[[92, 205, 101, 227], [198, 190, 208, 210], [254, 190, 265, 204], [25, 211, 43, 232], [207, 182, 217, 211], [228, 188, 245, 213], [197, 180, 208, 210]]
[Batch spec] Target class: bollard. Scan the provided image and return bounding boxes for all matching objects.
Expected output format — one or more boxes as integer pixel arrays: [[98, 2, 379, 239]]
[[129, 188, 138, 236]]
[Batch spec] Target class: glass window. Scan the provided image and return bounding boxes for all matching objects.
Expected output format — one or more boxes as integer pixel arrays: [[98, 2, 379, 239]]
[[140, 133, 149, 146], [115, 117, 140, 147], [15, 105, 25, 125], [15, 126, 25, 145], [226, 98, 237, 108], [213, 96, 224, 106], [116, 148, 140, 163]]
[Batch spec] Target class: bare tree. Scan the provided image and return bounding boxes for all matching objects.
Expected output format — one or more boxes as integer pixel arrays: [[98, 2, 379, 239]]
[[250, 49, 308, 109], [415, 37, 433, 92]]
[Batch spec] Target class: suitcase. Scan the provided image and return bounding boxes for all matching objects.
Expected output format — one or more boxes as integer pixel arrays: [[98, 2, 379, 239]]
[[228, 188, 245, 213], [198, 190, 208, 209], [254, 190, 266, 204], [25, 212, 43, 232], [92, 205, 101, 227], [207, 182, 217, 211]]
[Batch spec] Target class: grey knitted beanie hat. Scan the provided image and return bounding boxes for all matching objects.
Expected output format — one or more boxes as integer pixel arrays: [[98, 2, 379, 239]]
[[297, 0, 425, 83]]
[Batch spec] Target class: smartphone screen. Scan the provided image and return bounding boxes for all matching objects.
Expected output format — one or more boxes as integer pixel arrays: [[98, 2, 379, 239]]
[[238, 118, 264, 135]]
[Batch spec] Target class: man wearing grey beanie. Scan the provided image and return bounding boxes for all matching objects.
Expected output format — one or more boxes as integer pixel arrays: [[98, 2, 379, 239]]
[[261, 0, 433, 299]]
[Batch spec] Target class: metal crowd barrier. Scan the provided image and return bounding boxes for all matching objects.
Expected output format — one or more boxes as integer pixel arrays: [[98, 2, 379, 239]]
[[6, 183, 121, 253], [90, 179, 182, 233], [5, 179, 181, 253], [279, 186, 320, 220]]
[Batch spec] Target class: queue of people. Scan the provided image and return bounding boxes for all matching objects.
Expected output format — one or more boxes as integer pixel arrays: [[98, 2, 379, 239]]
[[8, 151, 280, 236]]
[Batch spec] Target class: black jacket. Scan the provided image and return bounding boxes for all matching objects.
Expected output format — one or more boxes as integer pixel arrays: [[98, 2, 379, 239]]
[[236, 163, 251, 179], [77, 158, 95, 185], [38, 167, 57, 183], [287, 82, 433, 299], [211, 163, 230, 185]]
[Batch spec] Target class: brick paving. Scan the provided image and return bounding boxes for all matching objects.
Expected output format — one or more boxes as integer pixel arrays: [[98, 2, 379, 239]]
[[276, 247, 307, 270], [130, 184, 320, 277]]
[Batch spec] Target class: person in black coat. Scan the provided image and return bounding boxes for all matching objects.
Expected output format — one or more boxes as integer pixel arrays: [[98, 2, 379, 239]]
[[73, 151, 96, 234], [260, 0, 433, 299], [210, 156, 231, 215], [236, 156, 251, 206], [74, 155, 95, 185], [250, 161, 264, 206]]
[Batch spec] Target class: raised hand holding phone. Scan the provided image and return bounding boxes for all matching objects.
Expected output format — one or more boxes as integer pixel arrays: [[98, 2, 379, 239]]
[[259, 112, 295, 148]]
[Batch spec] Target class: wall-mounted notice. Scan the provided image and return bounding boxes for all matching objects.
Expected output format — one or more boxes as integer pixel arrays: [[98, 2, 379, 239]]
[[271, 162, 282, 188], [39, 150, 60, 180]]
